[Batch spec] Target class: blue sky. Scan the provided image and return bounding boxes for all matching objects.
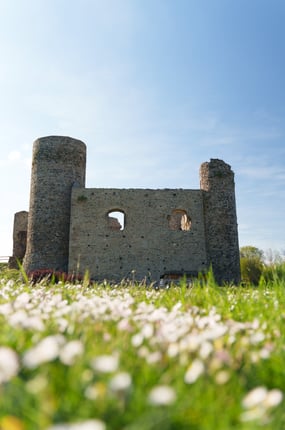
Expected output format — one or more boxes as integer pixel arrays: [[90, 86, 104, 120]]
[[1, 0, 284, 257]]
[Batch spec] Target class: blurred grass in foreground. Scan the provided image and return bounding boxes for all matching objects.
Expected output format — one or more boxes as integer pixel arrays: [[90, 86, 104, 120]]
[[0, 266, 285, 429]]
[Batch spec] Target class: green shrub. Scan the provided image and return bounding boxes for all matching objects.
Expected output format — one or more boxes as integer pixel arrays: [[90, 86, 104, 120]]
[[240, 257, 263, 285], [262, 261, 285, 285], [240, 246, 264, 285]]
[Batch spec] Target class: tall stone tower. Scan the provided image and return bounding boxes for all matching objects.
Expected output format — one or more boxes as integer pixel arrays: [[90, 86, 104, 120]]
[[8, 211, 28, 269], [23, 136, 86, 273], [200, 159, 240, 284]]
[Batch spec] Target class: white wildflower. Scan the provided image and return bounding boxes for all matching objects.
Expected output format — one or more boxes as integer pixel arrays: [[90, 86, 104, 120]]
[[131, 333, 144, 347], [242, 387, 268, 409], [264, 389, 283, 408], [201, 324, 228, 341], [49, 293, 63, 305], [85, 385, 101, 400], [5, 279, 15, 289], [57, 318, 69, 332], [13, 292, 31, 308], [141, 323, 154, 339], [0, 346, 19, 383], [59, 340, 84, 365], [199, 341, 213, 359], [148, 385, 177, 406], [215, 370, 230, 385], [250, 332, 265, 344], [250, 351, 260, 363], [138, 346, 149, 358], [167, 342, 179, 358], [0, 303, 13, 315], [46, 419, 106, 430], [91, 354, 119, 373], [184, 359, 205, 384], [146, 351, 162, 364], [23, 334, 65, 368], [20, 315, 45, 331], [240, 387, 283, 422], [182, 334, 200, 352], [8, 310, 28, 326], [23, 315, 45, 331], [259, 343, 273, 359], [109, 372, 132, 393], [117, 318, 133, 332]]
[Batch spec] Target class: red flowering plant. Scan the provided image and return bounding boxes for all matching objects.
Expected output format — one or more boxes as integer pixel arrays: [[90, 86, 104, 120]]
[[27, 269, 86, 285]]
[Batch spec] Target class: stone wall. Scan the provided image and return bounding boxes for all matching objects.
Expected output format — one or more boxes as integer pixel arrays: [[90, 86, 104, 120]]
[[200, 159, 240, 284], [69, 188, 207, 281], [8, 211, 28, 269], [18, 136, 240, 284], [23, 136, 86, 273]]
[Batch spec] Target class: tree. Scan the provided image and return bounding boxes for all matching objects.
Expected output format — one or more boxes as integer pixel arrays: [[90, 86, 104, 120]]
[[240, 246, 264, 286], [240, 246, 264, 261]]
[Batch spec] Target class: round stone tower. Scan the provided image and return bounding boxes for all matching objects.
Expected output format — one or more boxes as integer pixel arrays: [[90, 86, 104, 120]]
[[23, 136, 86, 273], [200, 159, 240, 284], [8, 211, 28, 269]]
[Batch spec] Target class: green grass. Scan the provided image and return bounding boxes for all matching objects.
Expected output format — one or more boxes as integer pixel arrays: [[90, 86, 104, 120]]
[[0, 267, 285, 429]]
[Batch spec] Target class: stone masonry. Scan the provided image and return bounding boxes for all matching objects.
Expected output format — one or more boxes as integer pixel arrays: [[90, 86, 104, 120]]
[[68, 188, 207, 282], [18, 136, 240, 284], [23, 136, 86, 273], [8, 211, 28, 269], [200, 160, 241, 284]]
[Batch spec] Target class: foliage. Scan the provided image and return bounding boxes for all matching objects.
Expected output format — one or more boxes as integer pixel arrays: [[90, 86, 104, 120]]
[[0, 263, 7, 273], [262, 261, 285, 286], [240, 246, 264, 261], [0, 268, 285, 429], [240, 246, 264, 286], [240, 257, 263, 286]]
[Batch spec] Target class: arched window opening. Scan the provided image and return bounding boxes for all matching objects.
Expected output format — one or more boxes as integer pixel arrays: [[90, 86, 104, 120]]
[[168, 209, 191, 231], [107, 210, 125, 231]]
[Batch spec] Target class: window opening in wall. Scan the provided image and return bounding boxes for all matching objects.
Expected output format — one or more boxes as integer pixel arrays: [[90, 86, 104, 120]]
[[168, 209, 191, 231], [107, 210, 125, 230]]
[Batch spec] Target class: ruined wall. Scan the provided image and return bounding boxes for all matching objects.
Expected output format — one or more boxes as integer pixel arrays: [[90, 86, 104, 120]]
[[18, 136, 240, 284], [8, 211, 28, 269], [23, 136, 86, 273], [200, 159, 240, 284], [69, 188, 208, 281]]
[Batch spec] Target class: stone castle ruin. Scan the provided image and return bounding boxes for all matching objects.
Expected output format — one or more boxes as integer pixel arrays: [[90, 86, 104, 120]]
[[10, 136, 241, 284]]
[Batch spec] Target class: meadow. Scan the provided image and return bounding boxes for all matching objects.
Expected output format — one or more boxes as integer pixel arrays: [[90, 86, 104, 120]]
[[1, 265, 285, 430]]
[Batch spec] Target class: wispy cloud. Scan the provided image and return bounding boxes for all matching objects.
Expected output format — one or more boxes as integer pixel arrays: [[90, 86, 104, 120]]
[[0, 150, 31, 168], [199, 120, 284, 148], [239, 165, 284, 180]]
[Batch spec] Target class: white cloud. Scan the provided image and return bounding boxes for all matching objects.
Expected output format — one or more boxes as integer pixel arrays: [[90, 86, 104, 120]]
[[239, 166, 280, 180], [8, 151, 21, 161], [0, 150, 31, 168]]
